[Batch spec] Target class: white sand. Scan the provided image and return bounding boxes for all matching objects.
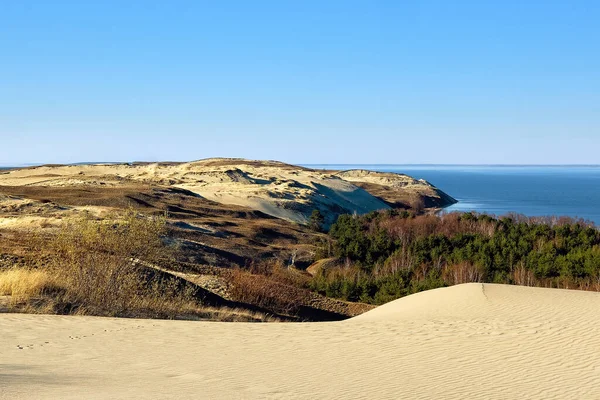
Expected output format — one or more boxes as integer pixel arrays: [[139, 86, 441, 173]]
[[2, 283, 600, 399], [0, 159, 450, 224]]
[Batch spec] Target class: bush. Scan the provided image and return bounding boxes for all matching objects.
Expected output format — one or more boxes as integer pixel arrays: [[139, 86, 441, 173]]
[[14, 209, 212, 318], [43, 209, 168, 315], [229, 268, 308, 316], [309, 209, 325, 232]]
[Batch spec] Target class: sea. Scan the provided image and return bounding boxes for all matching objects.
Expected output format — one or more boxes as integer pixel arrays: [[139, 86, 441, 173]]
[[305, 165, 600, 226]]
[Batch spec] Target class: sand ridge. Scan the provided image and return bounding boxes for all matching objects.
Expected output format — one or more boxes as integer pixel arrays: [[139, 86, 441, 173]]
[[2, 283, 600, 399], [0, 159, 455, 225]]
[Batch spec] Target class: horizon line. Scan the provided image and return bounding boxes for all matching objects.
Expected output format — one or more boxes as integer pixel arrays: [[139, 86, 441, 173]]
[[2, 161, 600, 168], [302, 163, 600, 167]]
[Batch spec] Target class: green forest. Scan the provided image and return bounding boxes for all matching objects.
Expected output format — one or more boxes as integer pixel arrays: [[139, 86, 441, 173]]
[[310, 210, 600, 304]]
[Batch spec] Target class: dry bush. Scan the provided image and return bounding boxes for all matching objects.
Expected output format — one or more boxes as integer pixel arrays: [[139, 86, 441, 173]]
[[0, 268, 63, 304], [39, 209, 169, 316], [20, 209, 210, 318], [248, 258, 311, 288], [3, 210, 285, 321], [512, 263, 536, 287], [103, 283, 279, 322], [192, 306, 280, 322], [379, 212, 497, 246], [229, 268, 309, 316], [377, 246, 414, 276], [0, 266, 278, 321], [442, 262, 482, 285], [322, 261, 363, 282]]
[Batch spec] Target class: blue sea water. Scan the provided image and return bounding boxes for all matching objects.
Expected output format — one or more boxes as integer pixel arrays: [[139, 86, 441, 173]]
[[306, 165, 600, 226]]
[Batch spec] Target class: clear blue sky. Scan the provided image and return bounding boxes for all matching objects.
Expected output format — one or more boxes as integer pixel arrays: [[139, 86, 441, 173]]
[[1, 1, 599, 165]]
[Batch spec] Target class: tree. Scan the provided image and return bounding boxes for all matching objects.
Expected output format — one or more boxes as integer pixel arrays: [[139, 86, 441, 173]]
[[309, 209, 325, 232]]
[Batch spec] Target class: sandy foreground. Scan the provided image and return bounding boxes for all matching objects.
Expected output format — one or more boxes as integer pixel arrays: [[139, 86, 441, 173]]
[[2, 283, 600, 399]]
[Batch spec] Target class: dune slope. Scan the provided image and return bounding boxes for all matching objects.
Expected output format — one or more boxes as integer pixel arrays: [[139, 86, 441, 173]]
[[0, 159, 455, 225], [2, 283, 600, 399]]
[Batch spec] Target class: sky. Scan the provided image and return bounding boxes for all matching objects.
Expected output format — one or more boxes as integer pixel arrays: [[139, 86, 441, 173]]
[[1, 1, 599, 165]]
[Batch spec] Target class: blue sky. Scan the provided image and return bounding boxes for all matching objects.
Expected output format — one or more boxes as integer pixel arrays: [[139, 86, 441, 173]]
[[1, 1, 599, 165]]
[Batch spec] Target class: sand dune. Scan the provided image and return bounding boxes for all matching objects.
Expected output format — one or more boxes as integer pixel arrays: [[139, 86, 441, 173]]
[[2, 283, 600, 399], [0, 159, 455, 225]]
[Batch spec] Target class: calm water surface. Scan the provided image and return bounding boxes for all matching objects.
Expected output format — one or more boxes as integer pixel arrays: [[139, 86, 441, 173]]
[[306, 165, 600, 226]]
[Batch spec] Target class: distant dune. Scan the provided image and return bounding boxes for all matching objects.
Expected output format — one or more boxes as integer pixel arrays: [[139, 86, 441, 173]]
[[2, 283, 599, 399], [0, 158, 456, 225]]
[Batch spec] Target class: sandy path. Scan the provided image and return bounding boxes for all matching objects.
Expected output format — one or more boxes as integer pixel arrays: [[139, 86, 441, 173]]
[[2, 283, 600, 399]]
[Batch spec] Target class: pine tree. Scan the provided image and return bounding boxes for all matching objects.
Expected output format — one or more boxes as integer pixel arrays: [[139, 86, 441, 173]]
[[309, 209, 325, 232]]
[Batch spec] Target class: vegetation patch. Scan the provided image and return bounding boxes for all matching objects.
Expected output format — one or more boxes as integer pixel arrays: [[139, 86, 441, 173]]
[[311, 210, 600, 304], [0, 210, 277, 321]]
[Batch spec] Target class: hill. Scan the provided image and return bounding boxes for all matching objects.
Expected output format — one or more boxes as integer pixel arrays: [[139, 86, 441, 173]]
[[0, 159, 456, 321], [0, 158, 456, 225]]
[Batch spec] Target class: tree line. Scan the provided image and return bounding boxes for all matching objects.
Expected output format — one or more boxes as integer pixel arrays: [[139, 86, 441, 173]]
[[310, 210, 600, 304]]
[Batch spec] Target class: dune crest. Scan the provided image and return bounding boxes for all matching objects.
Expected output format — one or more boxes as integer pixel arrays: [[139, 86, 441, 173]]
[[2, 283, 600, 399], [0, 159, 455, 225]]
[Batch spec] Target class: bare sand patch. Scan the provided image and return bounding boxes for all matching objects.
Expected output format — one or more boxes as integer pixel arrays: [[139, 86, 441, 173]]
[[2, 283, 599, 399]]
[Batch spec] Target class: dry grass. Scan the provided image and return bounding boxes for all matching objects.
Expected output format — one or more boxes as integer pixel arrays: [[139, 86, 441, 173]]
[[248, 258, 312, 287], [1, 209, 278, 321], [229, 269, 300, 316], [0, 183, 322, 270], [229, 264, 333, 319], [0, 266, 279, 321], [0, 268, 63, 304], [175, 305, 281, 322], [33, 209, 169, 316]]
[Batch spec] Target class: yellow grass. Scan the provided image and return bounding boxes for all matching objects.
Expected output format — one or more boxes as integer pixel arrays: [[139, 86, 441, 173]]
[[0, 268, 61, 303], [0, 267, 278, 321]]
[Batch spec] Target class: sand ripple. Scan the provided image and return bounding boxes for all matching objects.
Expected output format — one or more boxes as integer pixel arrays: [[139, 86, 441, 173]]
[[2, 283, 600, 399]]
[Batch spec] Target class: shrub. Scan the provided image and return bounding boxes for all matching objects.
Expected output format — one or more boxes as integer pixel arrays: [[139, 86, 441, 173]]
[[229, 268, 301, 316], [16, 209, 210, 318], [42, 209, 169, 315], [309, 209, 325, 232]]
